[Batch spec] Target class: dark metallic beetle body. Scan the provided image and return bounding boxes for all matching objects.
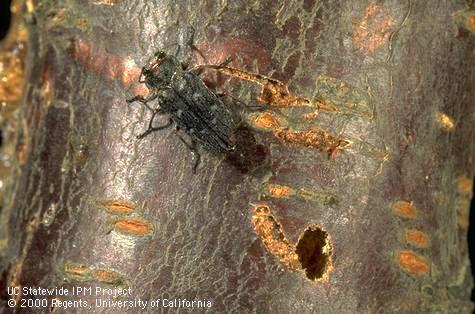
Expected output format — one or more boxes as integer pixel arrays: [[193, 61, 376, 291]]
[[127, 51, 236, 171]]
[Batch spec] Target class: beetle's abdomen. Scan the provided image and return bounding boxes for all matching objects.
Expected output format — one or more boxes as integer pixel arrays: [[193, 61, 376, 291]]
[[159, 72, 236, 153]]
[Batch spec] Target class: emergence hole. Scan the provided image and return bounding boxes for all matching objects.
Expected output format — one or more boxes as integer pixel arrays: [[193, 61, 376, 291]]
[[295, 225, 332, 281]]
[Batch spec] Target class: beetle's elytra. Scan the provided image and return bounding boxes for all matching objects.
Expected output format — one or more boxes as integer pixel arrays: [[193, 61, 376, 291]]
[[127, 51, 237, 172]]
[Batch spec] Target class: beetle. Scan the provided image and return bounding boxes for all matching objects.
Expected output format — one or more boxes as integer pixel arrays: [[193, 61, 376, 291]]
[[127, 51, 237, 173]]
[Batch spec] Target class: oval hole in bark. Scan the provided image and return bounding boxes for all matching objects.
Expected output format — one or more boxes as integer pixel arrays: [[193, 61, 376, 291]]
[[295, 225, 332, 281]]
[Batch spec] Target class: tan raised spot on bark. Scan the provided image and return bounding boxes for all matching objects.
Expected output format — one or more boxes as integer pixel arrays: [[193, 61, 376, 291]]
[[114, 218, 153, 236], [398, 251, 430, 274], [92, 269, 125, 285], [456, 176, 473, 195], [262, 184, 338, 206], [457, 216, 469, 229], [456, 197, 471, 215], [247, 111, 285, 130], [0, 50, 24, 103], [454, 9, 475, 35], [353, 3, 394, 53], [392, 200, 417, 219], [454, 176, 472, 229], [404, 229, 430, 248], [256, 78, 336, 111], [75, 16, 89, 31], [297, 188, 338, 206], [273, 128, 350, 159], [99, 199, 136, 214], [433, 191, 446, 205], [17, 143, 27, 166], [63, 262, 126, 285], [470, 14, 475, 30], [303, 111, 319, 120], [47, 8, 66, 28], [264, 184, 295, 198], [251, 204, 301, 270], [198, 66, 311, 108], [193, 64, 336, 112], [435, 112, 455, 131], [92, 0, 121, 5], [0, 239, 7, 253], [39, 62, 53, 107], [45, 8, 89, 32], [63, 262, 90, 281], [250, 204, 333, 281]]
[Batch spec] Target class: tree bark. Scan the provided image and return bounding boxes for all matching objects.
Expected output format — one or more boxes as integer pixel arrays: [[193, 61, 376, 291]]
[[1, 0, 474, 313]]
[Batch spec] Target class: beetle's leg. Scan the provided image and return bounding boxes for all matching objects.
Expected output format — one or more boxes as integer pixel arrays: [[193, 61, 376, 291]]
[[138, 67, 147, 83], [185, 26, 207, 64], [189, 64, 271, 86], [127, 92, 158, 111], [137, 110, 172, 139], [176, 132, 201, 173], [126, 92, 157, 104], [187, 56, 233, 76], [174, 45, 181, 58], [218, 56, 232, 67]]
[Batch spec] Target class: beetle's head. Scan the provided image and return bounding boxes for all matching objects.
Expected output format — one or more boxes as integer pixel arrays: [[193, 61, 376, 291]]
[[146, 51, 167, 74], [140, 51, 178, 87]]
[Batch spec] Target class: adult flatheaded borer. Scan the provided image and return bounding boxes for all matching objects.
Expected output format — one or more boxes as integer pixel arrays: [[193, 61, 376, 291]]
[[127, 51, 237, 172]]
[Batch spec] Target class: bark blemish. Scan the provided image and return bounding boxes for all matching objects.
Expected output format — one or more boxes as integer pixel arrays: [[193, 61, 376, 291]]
[[196, 65, 336, 111], [92, 0, 120, 5], [0, 47, 25, 102], [435, 112, 455, 132], [404, 229, 430, 248], [264, 184, 292, 198], [353, 4, 394, 54], [63, 262, 126, 285], [470, 14, 475, 30], [391, 200, 417, 219], [453, 9, 475, 34], [17, 142, 27, 166], [39, 62, 53, 108], [98, 199, 136, 214], [246, 111, 286, 131], [398, 251, 430, 274], [295, 225, 332, 281], [113, 218, 153, 236], [92, 269, 126, 285], [263, 183, 338, 206], [273, 128, 350, 159], [456, 175, 473, 195], [251, 204, 301, 270], [250, 204, 333, 281], [63, 262, 89, 281], [455, 175, 472, 229]]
